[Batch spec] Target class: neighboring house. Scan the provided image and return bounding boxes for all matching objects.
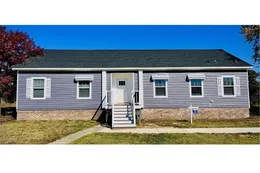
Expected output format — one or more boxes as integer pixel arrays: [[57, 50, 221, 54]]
[[12, 49, 252, 128]]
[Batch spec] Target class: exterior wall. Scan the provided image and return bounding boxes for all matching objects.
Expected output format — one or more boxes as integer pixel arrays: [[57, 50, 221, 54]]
[[134, 72, 138, 91], [17, 70, 250, 120], [18, 72, 101, 111], [107, 72, 111, 90], [17, 110, 95, 120], [141, 108, 249, 120], [143, 71, 249, 108]]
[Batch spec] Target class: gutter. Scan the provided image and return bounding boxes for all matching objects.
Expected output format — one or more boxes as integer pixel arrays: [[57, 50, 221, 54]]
[[12, 66, 253, 72]]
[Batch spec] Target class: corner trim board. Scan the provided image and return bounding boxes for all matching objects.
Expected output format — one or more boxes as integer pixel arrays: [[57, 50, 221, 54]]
[[16, 71, 19, 109]]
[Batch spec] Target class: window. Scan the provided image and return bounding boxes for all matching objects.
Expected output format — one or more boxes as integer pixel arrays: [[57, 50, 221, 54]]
[[154, 79, 168, 97], [32, 78, 45, 99], [190, 79, 204, 97], [223, 77, 235, 96], [119, 81, 126, 86], [77, 81, 91, 99]]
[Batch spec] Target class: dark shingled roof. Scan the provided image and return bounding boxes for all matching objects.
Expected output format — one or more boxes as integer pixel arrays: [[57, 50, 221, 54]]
[[13, 49, 252, 68]]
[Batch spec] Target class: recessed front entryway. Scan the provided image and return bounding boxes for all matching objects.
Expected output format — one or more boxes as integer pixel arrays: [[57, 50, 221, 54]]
[[111, 73, 134, 104]]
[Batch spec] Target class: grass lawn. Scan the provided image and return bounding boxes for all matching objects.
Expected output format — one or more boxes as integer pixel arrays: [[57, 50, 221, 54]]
[[0, 120, 98, 144], [137, 117, 260, 128], [71, 132, 260, 144]]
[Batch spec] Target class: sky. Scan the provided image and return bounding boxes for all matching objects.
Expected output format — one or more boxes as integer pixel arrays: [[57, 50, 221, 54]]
[[5, 25, 259, 70]]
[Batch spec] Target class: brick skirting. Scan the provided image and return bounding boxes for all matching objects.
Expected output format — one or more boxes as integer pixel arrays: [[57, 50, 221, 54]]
[[17, 108, 249, 120], [17, 110, 96, 120], [141, 108, 249, 120]]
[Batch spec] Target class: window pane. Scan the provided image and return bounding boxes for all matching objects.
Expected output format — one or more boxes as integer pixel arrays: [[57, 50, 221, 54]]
[[155, 80, 166, 87], [34, 79, 44, 88], [191, 87, 202, 96], [119, 81, 125, 86], [79, 81, 90, 87], [191, 79, 202, 86], [155, 87, 166, 96], [33, 89, 44, 98], [79, 88, 90, 97], [224, 87, 234, 95], [223, 77, 234, 86]]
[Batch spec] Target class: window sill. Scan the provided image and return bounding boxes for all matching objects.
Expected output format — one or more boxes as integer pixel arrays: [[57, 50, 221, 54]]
[[154, 96, 168, 98], [190, 96, 204, 98], [221, 95, 237, 98], [30, 98, 46, 100], [77, 97, 92, 100]]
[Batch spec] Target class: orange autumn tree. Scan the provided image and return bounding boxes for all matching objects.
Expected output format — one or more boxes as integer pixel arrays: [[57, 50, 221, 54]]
[[0, 26, 44, 102], [240, 25, 260, 64]]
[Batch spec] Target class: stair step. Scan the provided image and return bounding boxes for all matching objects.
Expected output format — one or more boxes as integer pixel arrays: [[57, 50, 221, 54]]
[[113, 124, 136, 128], [114, 115, 133, 118], [114, 111, 132, 114], [114, 105, 132, 109], [114, 117, 132, 121], [113, 121, 133, 124], [113, 108, 132, 112]]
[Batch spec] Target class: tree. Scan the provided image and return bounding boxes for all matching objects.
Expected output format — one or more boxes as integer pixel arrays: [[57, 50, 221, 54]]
[[248, 70, 260, 106], [0, 26, 44, 102], [240, 25, 260, 64]]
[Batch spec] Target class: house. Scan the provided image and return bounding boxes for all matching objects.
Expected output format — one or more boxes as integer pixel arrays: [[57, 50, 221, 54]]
[[12, 49, 252, 128]]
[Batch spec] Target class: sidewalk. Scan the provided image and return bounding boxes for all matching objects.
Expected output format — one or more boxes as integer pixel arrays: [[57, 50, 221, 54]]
[[50, 126, 260, 144], [99, 127, 260, 134], [50, 125, 104, 144]]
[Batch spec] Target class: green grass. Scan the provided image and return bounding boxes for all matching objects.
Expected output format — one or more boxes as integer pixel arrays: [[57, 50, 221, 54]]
[[71, 132, 260, 144], [0, 120, 98, 144], [137, 117, 260, 128]]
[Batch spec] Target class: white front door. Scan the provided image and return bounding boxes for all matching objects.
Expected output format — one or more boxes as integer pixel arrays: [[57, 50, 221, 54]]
[[116, 79, 128, 103]]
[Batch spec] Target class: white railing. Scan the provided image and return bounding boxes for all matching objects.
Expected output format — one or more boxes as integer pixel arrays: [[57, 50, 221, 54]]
[[111, 90, 116, 105], [111, 102, 114, 128], [134, 90, 139, 104], [131, 90, 136, 126], [107, 90, 111, 105], [110, 90, 116, 128]]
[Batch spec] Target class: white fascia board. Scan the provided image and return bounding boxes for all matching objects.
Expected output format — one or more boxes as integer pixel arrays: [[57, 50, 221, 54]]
[[12, 66, 253, 71]]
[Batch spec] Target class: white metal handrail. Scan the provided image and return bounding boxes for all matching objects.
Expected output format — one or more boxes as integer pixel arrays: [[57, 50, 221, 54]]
[[134, 90, 139, 104], [111, 102, 114, 128], [131, 90, 136, 126], [106, 90, 111, 105]]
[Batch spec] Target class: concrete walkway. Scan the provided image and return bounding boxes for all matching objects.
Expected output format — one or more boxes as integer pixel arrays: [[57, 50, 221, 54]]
[[50, 126, 260, 144], [99, 127, 260, 134], [50, 125, 104, 144]]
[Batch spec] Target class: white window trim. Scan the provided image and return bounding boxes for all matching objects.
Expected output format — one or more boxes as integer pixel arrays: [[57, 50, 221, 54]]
[[221, 75, 236, 97], [153, 79, 168, 98], [77, 81, 92, 99], [31, 77, 47, 100], [189, 79, 204, 98]]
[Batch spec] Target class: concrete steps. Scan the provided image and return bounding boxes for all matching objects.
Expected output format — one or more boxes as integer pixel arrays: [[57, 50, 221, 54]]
[[112, 104, 135, 128]]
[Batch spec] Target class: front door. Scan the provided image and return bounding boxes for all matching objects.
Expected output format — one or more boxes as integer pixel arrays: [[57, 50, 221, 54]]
[[116, 79, 128, 103]]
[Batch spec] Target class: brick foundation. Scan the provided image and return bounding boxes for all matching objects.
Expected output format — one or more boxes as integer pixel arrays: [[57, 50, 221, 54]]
[[17, 108, 250, 120], [17, 110, 96, 120], [141, 108, 249, 120]]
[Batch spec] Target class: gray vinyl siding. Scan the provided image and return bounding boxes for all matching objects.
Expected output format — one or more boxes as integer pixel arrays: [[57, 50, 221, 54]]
[[18, 70, 249, 111], [18, 72, 101, 111], [107, 72, 111, 90], [134, 72, 138, 91], [143, 71, 249, 108]]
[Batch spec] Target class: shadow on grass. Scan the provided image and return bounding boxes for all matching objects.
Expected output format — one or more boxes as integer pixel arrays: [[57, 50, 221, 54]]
[[250, 105, 260, 116], [176, 120, 189, 123], [0, 107, 16, 123], [1, 107, 16, 118]]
